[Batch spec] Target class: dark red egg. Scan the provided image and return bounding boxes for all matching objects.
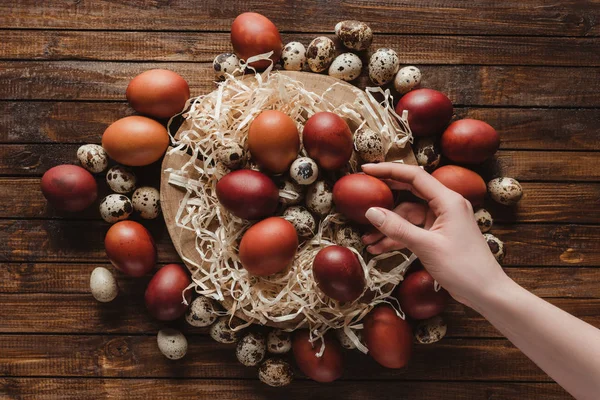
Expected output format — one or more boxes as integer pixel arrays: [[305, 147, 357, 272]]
[[313, 245, 365, 303], [395, 270, 449, 320], [431, 165, 486, 207], [293, 330, 343, 383], [441, 119, 500, 164], [302, 112, 353, 170], [231, 12, 283, 70], [145, 264, 192, 321], [105, 221, 157, 277], [333, 173, 394, 225], [395, 89, 453, 137], [41, 165, 97, 212], [216, 169, 279, 219], [363, 305, 412, 369]]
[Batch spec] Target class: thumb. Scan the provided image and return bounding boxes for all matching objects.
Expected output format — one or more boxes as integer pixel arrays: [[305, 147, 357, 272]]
[[365, 207, 429, 252]]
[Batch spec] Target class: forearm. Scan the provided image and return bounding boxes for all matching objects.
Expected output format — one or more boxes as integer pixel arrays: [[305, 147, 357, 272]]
[[471, 275, 600, 400]]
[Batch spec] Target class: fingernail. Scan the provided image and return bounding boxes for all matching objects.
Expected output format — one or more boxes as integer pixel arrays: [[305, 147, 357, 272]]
[[361, 163, 374, 170], [365, 207, 385, 227]]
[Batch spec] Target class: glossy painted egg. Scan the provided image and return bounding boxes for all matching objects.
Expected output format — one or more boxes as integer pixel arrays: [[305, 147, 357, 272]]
[[248, 110, 300, 174], [102, 116, 169, 166], [333, 174, 394, 225], [363, 305, 412, 369], [431, 165, 486, 207], [293, 330, 343, 383], [239, 217, 299, 276], [441, 119, 500, 164], [216, 169, 279, 219], [145, 264, 192, 321], [126, 69, 190, 119], [395, 270, 449, 320], [104, 220, 157, 277], [303, 112, 353, 170], [313, 245, 365, 303], [231, 12, 282, 70], [395, 89, 453, 137], [41, 165, 98, 212]]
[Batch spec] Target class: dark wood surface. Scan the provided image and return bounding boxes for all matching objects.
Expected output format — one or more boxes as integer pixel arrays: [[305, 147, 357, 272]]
[[1, 1, 599, 399]]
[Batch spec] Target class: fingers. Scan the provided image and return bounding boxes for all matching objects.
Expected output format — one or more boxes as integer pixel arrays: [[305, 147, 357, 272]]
[[362, 202, 427, 245], [367, 236, 407, 255], [365, 207, 429, 252]]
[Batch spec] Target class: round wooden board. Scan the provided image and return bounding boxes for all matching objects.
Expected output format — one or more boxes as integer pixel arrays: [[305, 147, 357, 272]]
[[160, 71, 417, 328]]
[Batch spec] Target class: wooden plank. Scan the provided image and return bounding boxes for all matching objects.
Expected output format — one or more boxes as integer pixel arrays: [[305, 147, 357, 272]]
[[0, 378, 571, 400], [1, 62, 599, 107], [3, 30, 600, 66], [0, 0, 598, 36]]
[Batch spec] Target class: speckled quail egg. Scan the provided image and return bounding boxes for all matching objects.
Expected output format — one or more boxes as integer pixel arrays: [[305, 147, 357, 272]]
[[336, 328, 363, 350], [335, 226, 365, 253], [157, 328, 188, 360], [209, 316, 245, 344], [354, 127, 385, 163], [215, 141, 246, 170], [306, 180, 333, 216], [89, 266, 118, 303], [290, 157, 319, 185], [474, 208, 493, 233], [283, 206, 316, 238], [488, 177, 523, 206], [278, 179, 304, 206], [394, 66, 422, 94], [484, 233, 505, 262], [214, 162, 232, 180], [258, 358, 294, 387], [99, 194, 133, 223], [236, 332, 267, 367], [185, 296, 219, 327], [414, 315, 447, 344], [328, 53, 363, 82], [77, 144, 108, 174], [267, 329, 292, 354], [414, 137, 441, 172], [213, 53, 239, 80], [106, 165, 136, 194], [306, 36, 336, 73], [281, 41, 307, 71], [335, 20, 373, 51], [368, 48, 400, 86], [131, 186, 160, 220]]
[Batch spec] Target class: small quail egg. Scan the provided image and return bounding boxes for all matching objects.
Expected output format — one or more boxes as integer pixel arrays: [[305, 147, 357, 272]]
[[335, 20, 373, 51], [306, 180, 333, 216], [328, 53, 363, 82], [106, 165, 136, 194], [290, 157, 319, 185], [335, 226, 365, 253], [283, 206, 316, 238], [488, 177, 523, 206], [132, 186, 160, 220], [258, 358, 294, 387], [99, 194, 133, 223], [394, 66, 422, 94], [89, 266, 118, 302], [474, 208, 493, 233], [157, 328, 188, 360], [354, 127, 385, 163], [414, 315, 447, 344], [281, 41, 307, 71], [213, 53, 239, 80], [236, 332, 266, 367], [306, 36, 336, 73], [278, 179, 304, 206], [414, 137, 441, 172], [214, 162, 232, 180], [215, 141, 245, 170], [368, 48, 400, 86], [267, 329, 292, 354], [484, 233, 505, 262], [77, 144, 108, 173], [335, 328, 362, 350], [185, 296, 219, 327], [209, 316, 245, 344]]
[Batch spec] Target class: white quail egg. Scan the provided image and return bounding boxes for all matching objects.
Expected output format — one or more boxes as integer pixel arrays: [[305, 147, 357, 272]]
[[157, 328, 188, 360], [185, 296, 219, 327], [281, 41, 307, 71], [484, 233, 505, 262], [89, 267, 118, 303], [209, 316, 245, 344], [306, 180, 333, 216], [290, 157, 319, 185], [236, 332, 267, 367], [368, 48, 400, 86], [487, 177, 523, 206], [258, 358, 294, 387], [414, 315, 447, 344], [106, 165, 136, 194], [99, 194, 133, 223], [278, 179, 304, 206], [328, 53, 363, 82], [283, 206, 316, 238], [394, 66, 422, 94], [306, 36, 336, 73], [267, 329, 292, 354], [354, 127, 385, 163], [335, 20, 373, 51], [213, 53, 239, 80], [414, 137, 441, 172], [132, 186, 160, 220], [335, 226, 365, 253], [335, 328, 362, 350], [474, 208, 493, 233], [77, 144, 108, 173], [215, 141, 245, 169]]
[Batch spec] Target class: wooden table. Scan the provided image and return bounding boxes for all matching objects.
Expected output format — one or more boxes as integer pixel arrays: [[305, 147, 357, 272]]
[[1, 1, 599, 399]]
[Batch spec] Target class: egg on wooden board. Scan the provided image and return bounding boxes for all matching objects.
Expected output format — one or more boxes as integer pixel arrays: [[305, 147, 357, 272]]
[[306, 37, 336, 73], [292, 330, 343, 383], [313, 245, 365, 303], [145, 264, 192, 321], [303, 112, 353, 170], [431, 165, 486, 207], [89, 267, 118, 303], [41, 164, 98, 212], [395, 89, 453, 137], [126, 69, 190, 119], [77, 144, 108, 174], [362, 304, 412, 369], [157, 328, 188, 360], [335, 20, 373, 51], [441, 119, 500, 164], [333, 174, 394, 225], [395, 270, 450, 320], [231, 12, 283, 70], [487, 177, 523, 206], [104, 220, 157, 277], [259, 358, 294, 387], [414, 315, 447, 345], [216, 169, 279, 219]]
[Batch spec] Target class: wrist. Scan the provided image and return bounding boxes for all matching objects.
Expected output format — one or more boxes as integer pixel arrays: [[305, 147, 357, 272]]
[[464, 262, 517, 314]]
